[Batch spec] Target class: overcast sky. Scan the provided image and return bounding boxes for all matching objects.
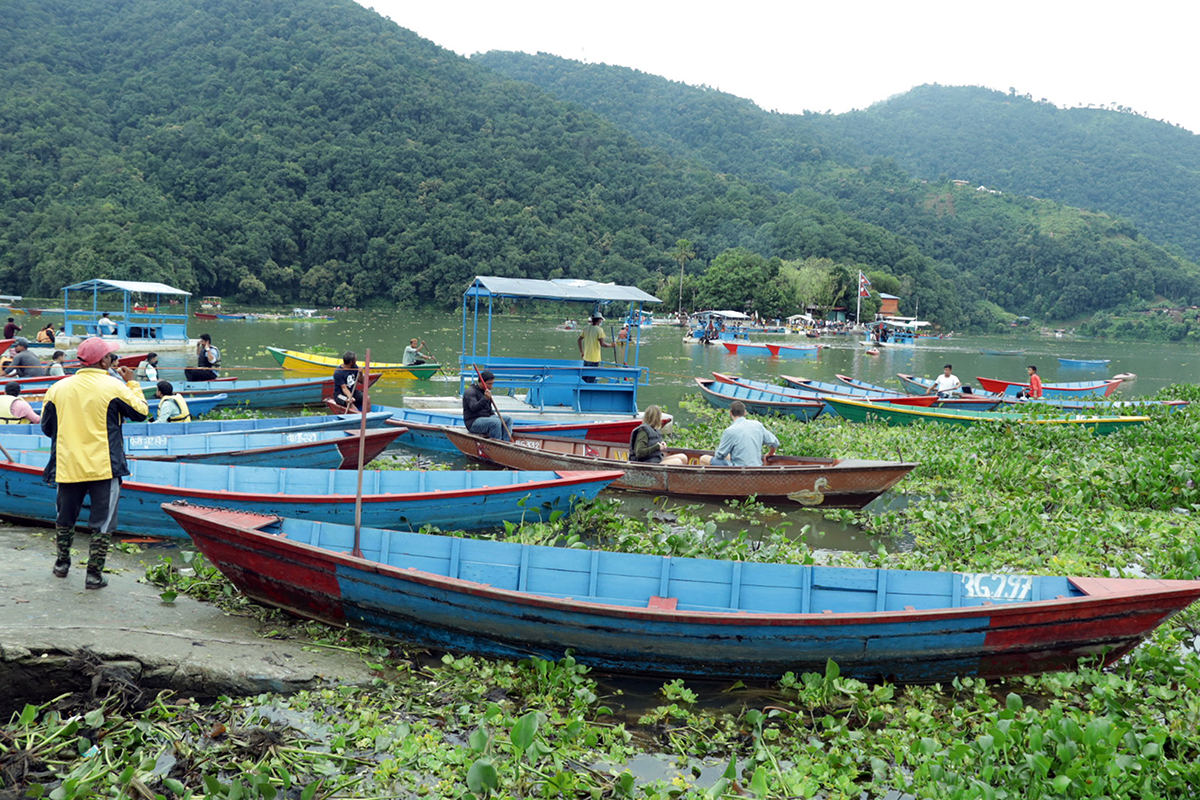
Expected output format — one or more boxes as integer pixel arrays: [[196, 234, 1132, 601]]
[[357, 0, 1199, 135]]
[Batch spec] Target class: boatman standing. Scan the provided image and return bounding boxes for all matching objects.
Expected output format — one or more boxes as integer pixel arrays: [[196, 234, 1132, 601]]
[[41, 337, 149, 589], [577, 313, 615, 382]]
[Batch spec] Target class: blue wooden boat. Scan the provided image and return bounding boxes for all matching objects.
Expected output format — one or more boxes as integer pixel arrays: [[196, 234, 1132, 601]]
[[694, 379, 825, 421], [979, 349, 1025, 356], [0, 427, 405, 469], [1057, 358, 1111, 368], [163, 503, 1200, 683], [145, 376, 381, 409], [29, 393, 229, 419], [0, 452, 621, 538], [0, 412, 393, 440], [832, 374, 1002, 411], [894, 374, 1184, 413], [710, 373, 935, 408], [766, 343, 821, 358], [720, 341, 773, 356], [331, 404, 652, 453]]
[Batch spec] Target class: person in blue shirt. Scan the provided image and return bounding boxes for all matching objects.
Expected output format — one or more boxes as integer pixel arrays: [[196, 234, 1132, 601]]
[[699, 400, 779, 467]]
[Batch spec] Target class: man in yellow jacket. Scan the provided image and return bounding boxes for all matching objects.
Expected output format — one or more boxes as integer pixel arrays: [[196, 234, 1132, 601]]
[[41, 338, 149, 589]]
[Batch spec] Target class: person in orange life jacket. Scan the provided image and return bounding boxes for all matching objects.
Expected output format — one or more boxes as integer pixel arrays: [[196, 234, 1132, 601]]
[[154, 381, 191, 422], [41, 337, 149, 589], [0, 381, 39, 424]]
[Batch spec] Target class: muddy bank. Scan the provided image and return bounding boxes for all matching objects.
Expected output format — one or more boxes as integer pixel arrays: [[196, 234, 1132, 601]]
[[0, 524, 375, 712]]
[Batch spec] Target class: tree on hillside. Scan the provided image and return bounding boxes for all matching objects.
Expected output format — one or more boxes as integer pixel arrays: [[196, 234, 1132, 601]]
[[669, 238, 696, 315]]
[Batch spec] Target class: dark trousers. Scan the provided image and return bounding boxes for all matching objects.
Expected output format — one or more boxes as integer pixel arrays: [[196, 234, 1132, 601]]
[[55, 477, 122, 534], [185, 368, 217, 382]]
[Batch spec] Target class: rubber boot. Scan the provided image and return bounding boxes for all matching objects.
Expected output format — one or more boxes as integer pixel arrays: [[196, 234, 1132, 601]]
[[85, 530, 110, 590], [53, 527, 73, 578]]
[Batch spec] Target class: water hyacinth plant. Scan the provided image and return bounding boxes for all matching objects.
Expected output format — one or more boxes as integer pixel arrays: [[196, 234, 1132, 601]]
[[4, 389, 1200, 798]]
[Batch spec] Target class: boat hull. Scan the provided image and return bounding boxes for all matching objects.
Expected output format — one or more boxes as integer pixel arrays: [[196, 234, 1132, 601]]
[[975, 376, 1121, 398], [162, 504, 1200, 683], [823, 397, 1148, 435], [0, 453, 619, 538], [267, 346, 440, 380], [444, 428, 915, 507], [695, 379, 825, 421]]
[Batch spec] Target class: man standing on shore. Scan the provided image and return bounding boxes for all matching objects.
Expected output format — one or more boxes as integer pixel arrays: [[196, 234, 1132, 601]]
[[41, 337, 148, 589]]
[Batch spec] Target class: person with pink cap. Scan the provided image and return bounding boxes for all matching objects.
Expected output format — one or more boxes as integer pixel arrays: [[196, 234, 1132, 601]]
[[40, 337, 149, 589]]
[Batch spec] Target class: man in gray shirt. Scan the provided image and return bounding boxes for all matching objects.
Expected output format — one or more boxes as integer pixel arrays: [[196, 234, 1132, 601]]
[[699, 400, 779, 467], [6, 338, 46, 378]]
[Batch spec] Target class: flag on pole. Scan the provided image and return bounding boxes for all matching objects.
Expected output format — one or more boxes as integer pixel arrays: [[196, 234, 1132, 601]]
[[858, 271, 871, 298]]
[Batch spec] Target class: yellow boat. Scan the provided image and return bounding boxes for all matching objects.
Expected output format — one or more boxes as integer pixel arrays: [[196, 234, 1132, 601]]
[[266, 347, 440, 380]]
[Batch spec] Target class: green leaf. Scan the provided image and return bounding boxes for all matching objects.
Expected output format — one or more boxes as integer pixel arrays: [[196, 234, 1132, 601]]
[[17, 704, 37, 726], [510, 712, 539, 751], [824, 658, 840, 682], [1006, 692, 1023, 712], [465, 758, 498, 794], [83, 709, 104, 727], [748, 766, 769, 797], [469, 726, 489, 753], [159, 590, 178, 603], [299, 781, 320, 800]]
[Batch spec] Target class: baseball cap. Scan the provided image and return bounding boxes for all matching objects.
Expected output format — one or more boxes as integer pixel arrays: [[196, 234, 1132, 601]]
[[76, 337, 121, 365]]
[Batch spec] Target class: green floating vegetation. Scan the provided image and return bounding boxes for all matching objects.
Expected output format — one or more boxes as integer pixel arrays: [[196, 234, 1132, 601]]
[[6, 389, 1200, 798]]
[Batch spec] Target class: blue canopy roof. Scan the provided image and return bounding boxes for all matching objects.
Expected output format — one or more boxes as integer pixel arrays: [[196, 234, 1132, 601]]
[[463, 277, 660, 304]]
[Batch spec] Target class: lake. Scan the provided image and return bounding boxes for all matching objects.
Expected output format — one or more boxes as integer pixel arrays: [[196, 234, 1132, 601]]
[[141, 309, 1182, 552]]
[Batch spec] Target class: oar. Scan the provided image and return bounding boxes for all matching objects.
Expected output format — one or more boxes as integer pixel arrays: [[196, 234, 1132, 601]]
[[472, 363, 512, 440], [0, 441, 12, 462], [417, 339, 443, 375], [351, 349, 371, 559]]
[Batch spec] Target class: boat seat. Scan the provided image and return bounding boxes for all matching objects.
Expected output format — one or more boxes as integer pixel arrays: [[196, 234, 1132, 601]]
[[647, 595, 678, 611]]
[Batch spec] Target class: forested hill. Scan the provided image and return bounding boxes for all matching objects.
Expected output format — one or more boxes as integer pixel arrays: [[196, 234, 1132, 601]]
[[474, 52, 1200, 320], [0, 0, 971, 320], [1, 0, 1197, 328], [812, 84, 1200, 264]]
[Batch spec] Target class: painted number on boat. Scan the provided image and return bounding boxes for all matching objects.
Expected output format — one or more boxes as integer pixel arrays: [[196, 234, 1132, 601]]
[[514, 439, 543, 450], [286, 432, 320, 443], [127, 436, 168, 448], [961, 573, 1032, 601]]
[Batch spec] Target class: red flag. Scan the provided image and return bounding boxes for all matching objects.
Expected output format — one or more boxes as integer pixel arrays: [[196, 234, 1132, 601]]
[[858, 272, 871, 298]]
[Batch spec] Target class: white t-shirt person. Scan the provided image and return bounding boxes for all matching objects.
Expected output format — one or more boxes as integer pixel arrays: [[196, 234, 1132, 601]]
[[931, 366, 962, 396]]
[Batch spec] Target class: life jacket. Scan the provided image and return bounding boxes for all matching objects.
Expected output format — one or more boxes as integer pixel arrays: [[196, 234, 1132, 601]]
[[628, 422, 664, 463], [162, 394, 191, 422], [0, 394, 29, 424]]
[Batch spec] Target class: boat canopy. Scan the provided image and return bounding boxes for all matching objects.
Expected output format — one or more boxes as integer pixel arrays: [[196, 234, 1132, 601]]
[[693, 310, 750, 321], [461, 276, 657, 412], [60, 279, 192, 341], [463, 277, 660, 305]]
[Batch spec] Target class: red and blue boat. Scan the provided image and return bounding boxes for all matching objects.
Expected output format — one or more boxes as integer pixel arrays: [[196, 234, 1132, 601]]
[[975, 376, 1122, 398], [30, 392, 229, 419], [147, 375, 382, 409], [0, 452, 620, 538], [162, 503, 1200, 682]]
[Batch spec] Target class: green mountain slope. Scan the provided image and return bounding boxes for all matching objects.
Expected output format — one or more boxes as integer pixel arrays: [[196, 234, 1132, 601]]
[[474, 52, 1200, 320], [0, 0, 962, 319], [814, 84, 1200, 263]]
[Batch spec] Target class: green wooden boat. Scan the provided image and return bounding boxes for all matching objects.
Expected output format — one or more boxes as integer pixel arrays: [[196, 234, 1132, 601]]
[[823, 396, 1149, 435]]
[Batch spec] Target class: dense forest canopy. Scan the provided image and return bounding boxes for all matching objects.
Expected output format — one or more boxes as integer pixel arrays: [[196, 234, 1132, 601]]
[[475, 52, 1200, 323], [1, 0, 1197, 330]]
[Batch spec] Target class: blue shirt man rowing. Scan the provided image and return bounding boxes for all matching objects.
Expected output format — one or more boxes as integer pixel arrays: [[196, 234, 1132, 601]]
[[699, 400, 779, 466]]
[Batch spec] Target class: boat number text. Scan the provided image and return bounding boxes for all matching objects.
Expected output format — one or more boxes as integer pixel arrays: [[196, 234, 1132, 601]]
[[961, 573, 1032, 601], [514, 440, 542, 450], [286, 432, 320, 443], [127, 436, 168, 448]]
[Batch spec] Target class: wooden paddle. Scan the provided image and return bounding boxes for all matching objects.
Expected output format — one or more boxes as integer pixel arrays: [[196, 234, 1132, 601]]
[[472, 363, 512, 440], [351, 349, 371, 559]]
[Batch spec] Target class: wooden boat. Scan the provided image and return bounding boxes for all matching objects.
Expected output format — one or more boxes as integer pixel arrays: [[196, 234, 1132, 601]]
[[0, 427, 405, 469], [711, 373, 938, 408], [141, 375, 382, 408], [444, 427, 915, 507], [695, 379, 825, 421], [195, 311, 248, 321], [266, 346, 440, 380], [975, 377, 1122, 398], [894, 374, 1182, 413], [0, 451, 619, 539], [822, 396, 1149, 435], [0, 412, 393, 441], [766, 343, 821, 358], [720, 341, 774, 357], [30, 393, 230, 419], [833, 375, 1003, 411], [323, 401, 660, 453], [1057, 358, 1111, 368], [162, 503, 1200, 682], [979, 349, 1025, 356]]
